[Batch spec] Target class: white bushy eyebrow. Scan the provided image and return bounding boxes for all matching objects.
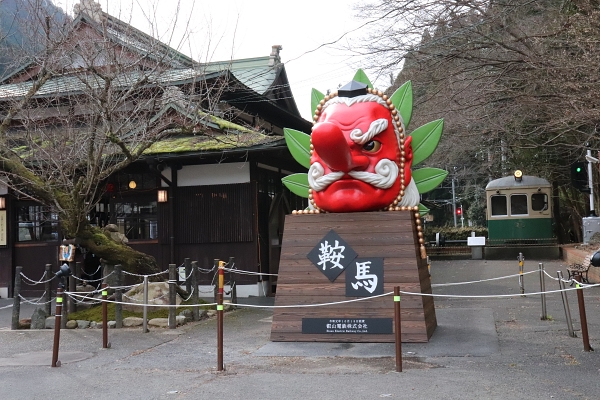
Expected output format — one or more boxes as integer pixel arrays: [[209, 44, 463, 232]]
[[349, 118, 388, 145]]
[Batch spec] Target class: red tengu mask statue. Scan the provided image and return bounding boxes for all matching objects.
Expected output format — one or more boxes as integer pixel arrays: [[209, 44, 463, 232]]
[[308, 81, 418, 212]]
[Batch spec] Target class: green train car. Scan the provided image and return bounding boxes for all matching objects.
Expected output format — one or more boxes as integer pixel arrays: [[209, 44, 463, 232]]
[[485, 171, 554, 244]]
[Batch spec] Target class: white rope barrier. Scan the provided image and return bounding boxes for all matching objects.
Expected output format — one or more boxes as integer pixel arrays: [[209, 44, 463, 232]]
[[80, 264, 103, 277], [66, 291, 218, 308], [122, 269, 169, 278], [20, 271, 56, 285], [223, 268, 279, 277], [18, 294, 56, 305], [62, 280, 600, 310], [0, 304, 13, 310], [431, 270, 538, 287], [401, 282, 600, 299], [180, 286, 194, 302]]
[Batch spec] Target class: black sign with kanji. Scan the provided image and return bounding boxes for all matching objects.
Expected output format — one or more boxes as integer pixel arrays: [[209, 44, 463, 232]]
[[307, 230, 357, 282], [345, 258, 384, 297]]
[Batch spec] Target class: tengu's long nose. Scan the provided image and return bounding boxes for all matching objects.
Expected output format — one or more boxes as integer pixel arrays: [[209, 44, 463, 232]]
[[311, 122, 367, 172]]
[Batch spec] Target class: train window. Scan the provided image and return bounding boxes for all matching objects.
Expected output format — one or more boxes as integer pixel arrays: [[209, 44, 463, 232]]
[[491, 195, 507, 216], [531, 193, 548, 211], [510, 194, 528, 215]]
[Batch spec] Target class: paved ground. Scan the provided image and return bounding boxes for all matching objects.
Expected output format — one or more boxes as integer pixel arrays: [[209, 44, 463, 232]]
[[0, 258, 599, 400]]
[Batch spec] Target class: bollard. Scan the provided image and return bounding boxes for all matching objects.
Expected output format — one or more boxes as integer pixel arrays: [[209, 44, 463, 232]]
[[538, 263, 548, 320], [143, 275, 149, 333], [101, 283, 110, 349], [115, 265, 123, 329], [184, 258, 191, 294], [229, 257, 237, 307], [213, 259, 219, 303], [11, 266, 22, 330], [557, 271, 576, 338], [394, 286, 402, 372], [217, 259, 225, 372], [51, 287, 63, 367], [44, 264, 52, 316], [168, 264, 176, 329], [191, 261, 200, 321], [574, 276, 593, 352], [517, 253, 525, 295]]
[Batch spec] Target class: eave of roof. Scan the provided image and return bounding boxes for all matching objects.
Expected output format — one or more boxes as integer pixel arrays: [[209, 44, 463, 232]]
[[143, 132, 284, 156]]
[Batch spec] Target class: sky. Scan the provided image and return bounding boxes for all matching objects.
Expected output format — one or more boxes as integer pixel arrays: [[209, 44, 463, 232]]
[[52, 0, 394, 120]]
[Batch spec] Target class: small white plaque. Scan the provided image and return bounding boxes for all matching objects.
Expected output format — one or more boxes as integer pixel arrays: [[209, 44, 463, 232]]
[[467, 237, 486, 246]]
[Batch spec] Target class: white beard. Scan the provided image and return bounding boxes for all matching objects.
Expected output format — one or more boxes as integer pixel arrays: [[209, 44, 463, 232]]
[[397, 177, 420, 207], [308, 159, 421, 208]]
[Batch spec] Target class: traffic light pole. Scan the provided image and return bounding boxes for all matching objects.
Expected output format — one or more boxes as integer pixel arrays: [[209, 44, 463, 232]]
[[587, 149, 596, 217]]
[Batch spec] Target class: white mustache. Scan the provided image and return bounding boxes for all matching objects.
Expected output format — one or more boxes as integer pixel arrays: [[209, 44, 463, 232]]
[[308, 159, 399, 192]]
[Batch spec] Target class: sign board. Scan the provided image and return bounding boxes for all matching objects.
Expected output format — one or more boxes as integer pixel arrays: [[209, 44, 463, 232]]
[[0, 210, 6, 246], [59, 244, 75, 261], [467, 237, 486, 246], [302, 318, 393, 334]]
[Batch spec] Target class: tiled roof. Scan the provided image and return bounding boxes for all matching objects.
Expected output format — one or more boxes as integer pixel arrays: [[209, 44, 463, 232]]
[[0, 59, 277, 100]]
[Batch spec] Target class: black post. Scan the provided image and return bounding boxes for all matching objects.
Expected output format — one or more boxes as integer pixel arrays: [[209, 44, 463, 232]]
[[574, 276, 593, 352], [102, 283, 109, 349], [44, 264, 52, 316], [229, 257, 237, 307], [115, 264, 123, 329], [51, 286, 63, 367], [184, 258, 191, 294], [11, 266, 22, 330], [191, 261, 199, 321], [168, 264, 176, 329]]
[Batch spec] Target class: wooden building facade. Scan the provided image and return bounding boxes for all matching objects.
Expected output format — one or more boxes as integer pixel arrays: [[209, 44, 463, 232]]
[[0, 1, 310, 298]]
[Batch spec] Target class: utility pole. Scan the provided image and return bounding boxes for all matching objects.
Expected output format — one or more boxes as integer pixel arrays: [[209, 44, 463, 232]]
[[452, 167, 457, 227]]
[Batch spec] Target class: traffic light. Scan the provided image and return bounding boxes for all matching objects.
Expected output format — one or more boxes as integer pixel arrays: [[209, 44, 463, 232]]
[[571, 162, 589, 192], [456, 207, 462, 216]]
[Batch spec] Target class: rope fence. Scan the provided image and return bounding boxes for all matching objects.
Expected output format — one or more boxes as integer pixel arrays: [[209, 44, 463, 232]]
[[9, 257, 598, 371]]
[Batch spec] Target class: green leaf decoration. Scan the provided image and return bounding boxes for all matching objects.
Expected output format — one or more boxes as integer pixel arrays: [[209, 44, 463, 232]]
[[413, 167, 448, 194], [390, 81, 413, 128], [311, 88, 325, 118], [284, 128, 311, 169], [418, 203, 430, 217], [282, 173, 310, 198], [352, 69, 373, 89], [410, 119, 444, 166]]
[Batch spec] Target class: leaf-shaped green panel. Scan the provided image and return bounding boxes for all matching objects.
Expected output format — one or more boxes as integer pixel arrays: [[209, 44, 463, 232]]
[[311, 88, 325, 119], [410, 119, 444, 166], [282, 173, 310, 198], [284, 128, 311, 169], [418, 203, 430, 217], [390, 81, 413, 128], [352, 69, 373, 89], [413, 167, 448, 194]]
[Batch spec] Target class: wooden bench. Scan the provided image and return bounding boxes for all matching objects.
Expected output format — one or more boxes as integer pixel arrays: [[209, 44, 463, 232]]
[[567, 255, 590, 283]]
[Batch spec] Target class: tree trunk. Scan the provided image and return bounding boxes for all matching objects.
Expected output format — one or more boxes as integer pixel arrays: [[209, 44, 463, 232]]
[[75, 224, 159, 277]]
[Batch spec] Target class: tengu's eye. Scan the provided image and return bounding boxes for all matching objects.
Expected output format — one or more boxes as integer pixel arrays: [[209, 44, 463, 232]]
[[363, 140, 381, 152]]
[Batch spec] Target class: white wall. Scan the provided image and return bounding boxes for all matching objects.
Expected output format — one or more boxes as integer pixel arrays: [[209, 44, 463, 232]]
[[160, 162, 250, 187]]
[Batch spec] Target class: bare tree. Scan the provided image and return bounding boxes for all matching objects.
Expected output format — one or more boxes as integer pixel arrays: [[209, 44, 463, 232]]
[[355, 0, 600, 238], [0, 0, 235, 272]]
